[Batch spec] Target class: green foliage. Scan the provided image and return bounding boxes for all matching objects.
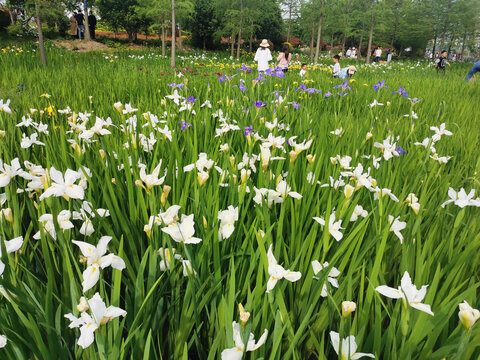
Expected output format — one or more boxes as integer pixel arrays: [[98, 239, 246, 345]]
[[0, 45, 479, 359]]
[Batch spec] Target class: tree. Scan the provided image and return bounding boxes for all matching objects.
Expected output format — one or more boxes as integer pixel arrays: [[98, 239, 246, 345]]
[[171, 0, 176, 67], [314, 0, 325, 65], [191, 0, 217, 50], [97, 0, 145, 42], [136, 0, 170, 55], [34, 0, 46, 65], [281, 0, 301, 40]]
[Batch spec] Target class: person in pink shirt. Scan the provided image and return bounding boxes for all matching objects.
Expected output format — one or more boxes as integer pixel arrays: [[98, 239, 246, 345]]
[[277, 44, 292, 73]]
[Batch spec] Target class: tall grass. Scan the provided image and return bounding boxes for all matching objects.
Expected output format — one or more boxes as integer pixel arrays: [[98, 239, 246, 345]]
[[0, 44, 479, 359]]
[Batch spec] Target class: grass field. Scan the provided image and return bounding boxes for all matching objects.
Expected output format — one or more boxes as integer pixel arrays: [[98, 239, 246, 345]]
[[0, 42, 479, 359]]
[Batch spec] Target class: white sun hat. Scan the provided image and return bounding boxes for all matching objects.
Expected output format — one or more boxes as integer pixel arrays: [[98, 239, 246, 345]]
[[260, 39, 270, 48]]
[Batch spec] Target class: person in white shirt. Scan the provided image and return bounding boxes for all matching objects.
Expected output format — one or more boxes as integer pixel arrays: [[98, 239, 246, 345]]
[[332, 55, 341, 77], [254, 39, 273, 72], [375, 47, 382, 62], [346, 48, 352, 57], [351, 47, 356, 58], [299, 63, 307, 77]]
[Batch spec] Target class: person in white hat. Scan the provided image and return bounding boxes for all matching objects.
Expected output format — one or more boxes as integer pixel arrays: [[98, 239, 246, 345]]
[[254, 39, 273, 73]]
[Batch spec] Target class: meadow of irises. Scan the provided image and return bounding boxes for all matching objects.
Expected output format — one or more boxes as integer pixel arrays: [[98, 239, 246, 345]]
[[0, 43, 479, 359]]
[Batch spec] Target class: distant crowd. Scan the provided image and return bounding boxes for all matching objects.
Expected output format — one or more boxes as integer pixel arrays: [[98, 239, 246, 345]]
[[253, 39, 479, 83]]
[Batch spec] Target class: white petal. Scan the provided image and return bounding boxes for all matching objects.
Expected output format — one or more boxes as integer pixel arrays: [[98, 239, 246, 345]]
[[351, 352, 375, 359], [284, 271, 302, 282], [221, 348, 243, 360], [77, 322, 97, 349], [4, 236, 23, 253], [82, 265, 100, 292], [410, 302, 434, 316], [375, 285, 404, 299]]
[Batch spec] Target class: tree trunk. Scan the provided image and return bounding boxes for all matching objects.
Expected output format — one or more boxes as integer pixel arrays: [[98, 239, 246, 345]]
[[390, 10, 399, 49], [34, 0, 47, 66], [447, 33, 455, 54], [178, 23, 182, 50], [84, 3, 91, 41], [314, 0, 324, 65], [357, 19, 365, 61], [230, 30, 235, 58], [342, 0, 352, 54], [171, 0, 176, 68], [439, 1, 451, 52], [432, 28, 437, 57], [161, 17, 166, 56], [309, 21, 315, 61], [460, 31, 467, 61], [287, 4, 292, 40], [236, 0, 244, 61], [8, 9, 15, 25], [366, 11, 375, 64]]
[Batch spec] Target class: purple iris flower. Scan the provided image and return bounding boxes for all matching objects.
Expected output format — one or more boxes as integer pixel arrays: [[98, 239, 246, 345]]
[[265, 68, 274, 76], [373, 80, 389, 91], [338, 92, 347, 97], [408, 97, 422, 105], [305, 88, 316, 94], [243, 125, 253, 136], [275, 70, 285, 78], [396, 145, 407, 155], [218, 75, 227, 82], [295, 84, 307, 91], [168, 83, 184, 89], [237, 64, 252, 73], [253, 73, 265, 81], [291, 101, 300, 109], [179, 121, 192, 130], [187, 96, 197, 103], [253, 101, 266, 109], [392, 86, 408, 98], [324, 92, 332, 98], [239, 83, 247, 92], [334, 80, 352, 92]]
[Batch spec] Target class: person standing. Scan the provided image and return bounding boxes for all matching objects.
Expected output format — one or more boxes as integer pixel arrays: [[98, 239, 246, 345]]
[[387, 49, 392, 63], [75, 10, 85, 40], [69, 11, 78, 40], [435, 50, 450, 73], [88, 11, 97, 40], [465, 60, 480, 82], [277, 44, 292, 73], [346, 47, 352, 58], [375, 47, 382, 62], [254, 39, 272, 73]]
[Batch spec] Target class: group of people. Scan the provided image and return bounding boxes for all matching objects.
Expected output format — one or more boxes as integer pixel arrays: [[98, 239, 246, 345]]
[[435, 49, 480, 81], [69, 10, 97, 40], [253, 39, 356, 80], [254, 39, 479, 82]]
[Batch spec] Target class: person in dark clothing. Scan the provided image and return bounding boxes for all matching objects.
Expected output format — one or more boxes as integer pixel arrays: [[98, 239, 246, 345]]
[[75, 10, 85, 40], [465, 60, 480, 82], [435, 50, 450, 73], [88, 11, 97, 40]]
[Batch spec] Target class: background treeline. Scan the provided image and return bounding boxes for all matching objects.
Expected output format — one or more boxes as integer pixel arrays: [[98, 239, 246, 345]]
[[2, 0, 480, 58]]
